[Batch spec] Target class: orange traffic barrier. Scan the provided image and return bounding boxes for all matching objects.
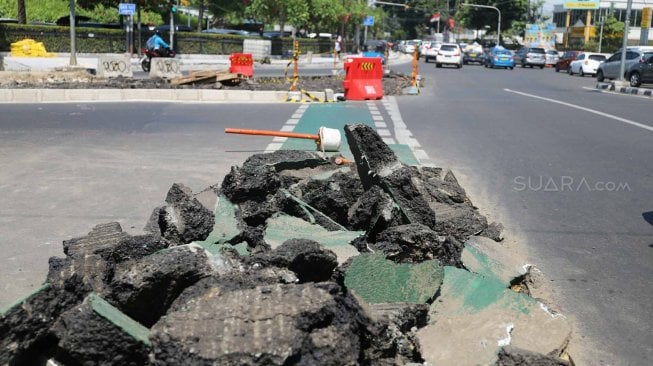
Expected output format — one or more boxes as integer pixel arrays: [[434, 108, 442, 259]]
[[229, 53, 254, 78], [343, 57, 384, 100]]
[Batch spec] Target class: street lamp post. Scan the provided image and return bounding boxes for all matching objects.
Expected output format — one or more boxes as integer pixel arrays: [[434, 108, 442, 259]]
[[461, 3, 501, 46]]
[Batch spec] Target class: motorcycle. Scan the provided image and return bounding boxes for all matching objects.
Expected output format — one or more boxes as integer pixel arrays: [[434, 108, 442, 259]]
[[140, 47, 176, 72]]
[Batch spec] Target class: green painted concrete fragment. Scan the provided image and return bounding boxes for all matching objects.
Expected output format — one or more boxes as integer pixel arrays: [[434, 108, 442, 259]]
[[264, 214, 362, 263], [0, 283, 49, 316], [195, 194, 240, 252], [441, 266, 533, 315], [89, 293, 151, 346], [344, 253, 444, 304], [281, 189, 347, 230]]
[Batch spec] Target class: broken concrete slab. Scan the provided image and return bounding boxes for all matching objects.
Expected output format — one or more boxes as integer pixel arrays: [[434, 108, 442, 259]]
[[50, 293, 150, 366], [150, 282, 372, 365], [144, 183, 215, 245], [463, 236, 532, 287], [0, 283, 86, 364], [194, 194, 241, 251], [495, 346, 571, 366], [344, 253, 444, 304], [264, 214, 362, 264], [106, 243, 213, 327], [417, 266, 572, 366], [344, 124, 437, 230], [49, 222, 129, 294], [373, 224, 464, 267], [247, 239, 338, 283], [431, 201, 488, 242]]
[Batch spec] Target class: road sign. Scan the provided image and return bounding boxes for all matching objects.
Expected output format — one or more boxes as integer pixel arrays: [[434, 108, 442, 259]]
[[563, 0, 599, 10], [363, 16, 375, 26], [118, 3, 136, 16]]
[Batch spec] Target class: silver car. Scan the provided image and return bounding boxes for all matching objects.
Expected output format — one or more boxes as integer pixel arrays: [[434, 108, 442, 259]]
[[596, 46, 653, 81], [514, 47, 546, 68]]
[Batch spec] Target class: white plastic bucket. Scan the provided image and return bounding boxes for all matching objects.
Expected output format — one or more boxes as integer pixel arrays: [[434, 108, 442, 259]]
[[318, 127, 341, 152]]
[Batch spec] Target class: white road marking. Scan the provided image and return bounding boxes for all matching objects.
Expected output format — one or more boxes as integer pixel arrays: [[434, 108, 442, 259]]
[[266, 105, 305, 152], [383, 96, 433, 165], [373, 115, 384, 121], [265, 142, 284, 151], [377, 129, 391, 136], [382, 137, 397, 144], [375, 122, 388, 128], [505, 88, 653, 132], [272, 137, 288, 142], [286, 118, 299, 125]]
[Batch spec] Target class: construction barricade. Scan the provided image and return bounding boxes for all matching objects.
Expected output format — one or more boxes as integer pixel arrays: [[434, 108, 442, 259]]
[[229, 53, 254, 78], [343, 57, 384, 100]]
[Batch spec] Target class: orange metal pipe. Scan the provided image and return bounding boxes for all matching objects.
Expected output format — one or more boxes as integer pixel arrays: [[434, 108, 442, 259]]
[[225, 128, 319, 141]]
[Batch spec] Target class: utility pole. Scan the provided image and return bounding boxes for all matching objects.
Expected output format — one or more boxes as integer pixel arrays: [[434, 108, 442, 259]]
[[69, 0, 77, 66], [618, 0, 633, 81]]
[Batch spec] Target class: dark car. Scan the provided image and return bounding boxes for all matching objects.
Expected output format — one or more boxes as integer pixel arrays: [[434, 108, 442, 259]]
[[626, 51, 653, 87], [514, 47, 546, 68], [555, 50, 580, 72], [463, 48, 484, 65], [154, 25, 192, 33]]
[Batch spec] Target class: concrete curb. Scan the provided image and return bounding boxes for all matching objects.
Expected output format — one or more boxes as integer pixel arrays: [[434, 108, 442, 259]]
[[596, 82, 653, 98], [0, 89, 294, 104]]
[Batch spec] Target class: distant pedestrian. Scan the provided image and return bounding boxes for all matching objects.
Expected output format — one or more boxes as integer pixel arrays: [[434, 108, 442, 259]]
[[335, 35, 342, 58]]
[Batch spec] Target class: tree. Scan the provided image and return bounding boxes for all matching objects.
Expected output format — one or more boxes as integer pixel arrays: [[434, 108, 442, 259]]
[[17, 0, 26, 24], [456, 0, 526, 37], [246, 0, 308, 36]]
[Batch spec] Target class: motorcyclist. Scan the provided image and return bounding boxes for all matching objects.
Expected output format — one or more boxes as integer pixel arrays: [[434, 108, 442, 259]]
[[146, 30, 171, 57]]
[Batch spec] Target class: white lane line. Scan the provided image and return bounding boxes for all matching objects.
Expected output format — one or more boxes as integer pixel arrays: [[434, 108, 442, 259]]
[[373, 115, 384, 121], [375, 121, 388, 128], [265, 142, 284, 151], [505, 88, 653, 132], [383, 96, 433, 165], [370, 110, 381, 115], [382, 137, 397, 144], [377, 129, 391, 136], [266, 105, 304, 152]]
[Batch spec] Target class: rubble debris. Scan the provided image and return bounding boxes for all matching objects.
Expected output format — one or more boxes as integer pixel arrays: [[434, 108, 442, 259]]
[[106, 244, 213, 327], [345, 124, 437, 230], [50, 293, 151, 366], [144, 183, 214, 245], [246, 239, 338, 283], [3, 125, 556, 365], [495, 346, 571, 366], [0, 282, 86, 364], [150, 282, 376, 366], [374, 224, 464, 267], [483, 221, 505, 242], [171, 70, 246, 86]]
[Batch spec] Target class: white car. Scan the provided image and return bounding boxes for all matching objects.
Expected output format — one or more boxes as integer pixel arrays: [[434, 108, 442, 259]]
[[568, 52, 608, 77], [423, 42, 442, 63], [435, 43, 463, 68]]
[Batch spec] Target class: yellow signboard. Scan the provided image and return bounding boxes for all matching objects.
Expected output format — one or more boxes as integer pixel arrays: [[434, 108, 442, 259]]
[[642, 7, 652, 29], [564, 0, 599, 9], [570, 26, 597, 37]]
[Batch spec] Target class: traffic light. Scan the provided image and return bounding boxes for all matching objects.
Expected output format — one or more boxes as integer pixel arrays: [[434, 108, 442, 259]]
[[171, 4, 177, 13]]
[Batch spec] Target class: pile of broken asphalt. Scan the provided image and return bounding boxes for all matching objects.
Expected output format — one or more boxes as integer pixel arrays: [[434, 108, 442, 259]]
[[0, 125, 573, 366], [0, 69, 414, 96]]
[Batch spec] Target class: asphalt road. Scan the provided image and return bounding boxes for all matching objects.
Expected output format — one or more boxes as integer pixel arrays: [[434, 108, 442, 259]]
[[394, 61, 653, 365], [1, 60, 651, 365]]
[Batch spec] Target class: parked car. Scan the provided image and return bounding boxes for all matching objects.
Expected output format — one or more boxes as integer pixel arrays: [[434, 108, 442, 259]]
[[423, 42, 442, 63], [545, 49, 560, 67], [596, 46, 653, 81], [154, 25, 192, 33], [555, 50, 581, 72], [514, 47, 546, 68], [202, 28, 252, 36], [568, 52, 607, 77], [484, 46, 515, 69], [435, 43, 463, 69], [625, 51, 653, 87]]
